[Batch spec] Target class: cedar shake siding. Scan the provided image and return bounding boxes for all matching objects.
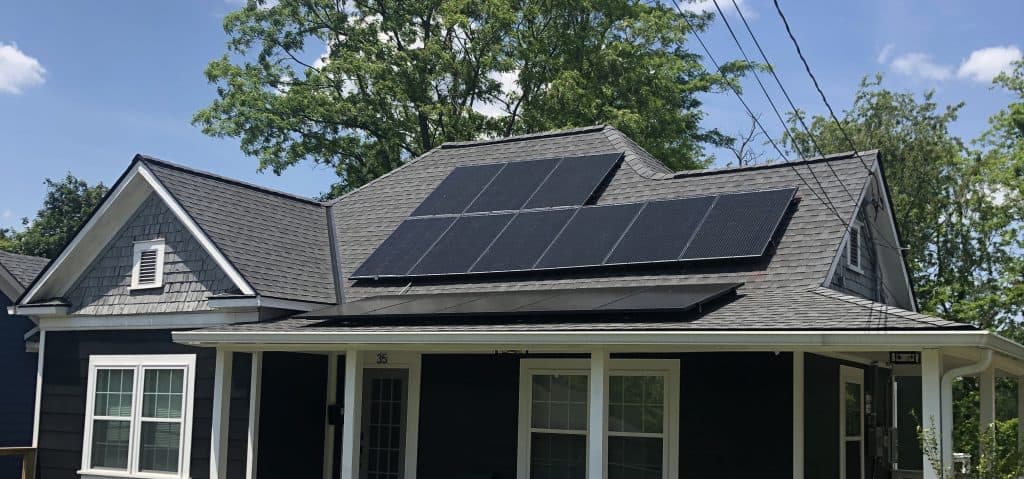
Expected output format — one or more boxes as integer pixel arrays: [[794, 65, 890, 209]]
[[0, 291, 37, 476], [36, 330, 251, 479], [64, 193, 236, 315], [830, 204, 881, 302]]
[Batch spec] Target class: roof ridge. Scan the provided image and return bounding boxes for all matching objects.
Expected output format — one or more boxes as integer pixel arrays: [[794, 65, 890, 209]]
[[439, 125, 607, 149], [599, 126, 675, 179], [673, 150, 879, 179], [136, 155, 325, 206]]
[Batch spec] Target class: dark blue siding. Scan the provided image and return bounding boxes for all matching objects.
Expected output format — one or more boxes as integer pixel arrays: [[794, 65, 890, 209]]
[[0, 291, 38, 477]]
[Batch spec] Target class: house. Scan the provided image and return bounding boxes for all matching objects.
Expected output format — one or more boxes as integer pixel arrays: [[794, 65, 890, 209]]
[[0, 249, 49, 477], [9, 125, 1024, 479]]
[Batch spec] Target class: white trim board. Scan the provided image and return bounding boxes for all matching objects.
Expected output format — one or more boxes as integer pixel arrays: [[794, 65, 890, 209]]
[[207, 295, 330, 312], [20, 160, 254, 306], [38, 311, 259, 331]]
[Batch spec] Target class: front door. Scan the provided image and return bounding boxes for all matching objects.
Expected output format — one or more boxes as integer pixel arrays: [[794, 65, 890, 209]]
[[360, 368, 409, 479], [840, 366, 865, 479]]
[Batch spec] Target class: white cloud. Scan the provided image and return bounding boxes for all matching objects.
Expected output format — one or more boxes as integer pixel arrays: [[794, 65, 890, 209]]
[[1, 209, 12, 220], [957, 45, 1022, 83], [0, 42, 46, 94], [678, 0, 756, 19], [877, 44, 895, 64], [890, 52, 952, 81]]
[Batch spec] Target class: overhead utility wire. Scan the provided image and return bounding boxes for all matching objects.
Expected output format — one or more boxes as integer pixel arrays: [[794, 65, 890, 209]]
[[666, 0, 845, 222], [709, 0, 854, 206]]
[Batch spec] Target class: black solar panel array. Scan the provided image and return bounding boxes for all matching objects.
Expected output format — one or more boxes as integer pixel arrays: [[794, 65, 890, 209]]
[[351, 186, 797, 279]]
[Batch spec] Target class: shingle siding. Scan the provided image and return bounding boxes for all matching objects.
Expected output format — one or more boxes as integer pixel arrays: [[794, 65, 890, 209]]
[[830, 203, 881, 301], [65, 193, 235, 315]]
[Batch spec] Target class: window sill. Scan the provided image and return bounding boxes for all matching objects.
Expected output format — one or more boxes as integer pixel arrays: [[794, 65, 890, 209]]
[[79, 469, 188, 479], [846, 264, 865, 275], [128, 284, 164, 292]]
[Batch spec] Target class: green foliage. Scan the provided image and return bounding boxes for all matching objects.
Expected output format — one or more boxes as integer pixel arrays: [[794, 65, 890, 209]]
[[194, 0, 751, 197], [0, 173, 108, 259]]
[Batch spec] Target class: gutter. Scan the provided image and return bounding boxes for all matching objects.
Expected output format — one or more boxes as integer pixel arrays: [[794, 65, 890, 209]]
[[940, 349, 993, 470]]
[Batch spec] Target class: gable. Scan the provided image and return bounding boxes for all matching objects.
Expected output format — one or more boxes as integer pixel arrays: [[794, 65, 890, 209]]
[[65, 193, 236, 315]]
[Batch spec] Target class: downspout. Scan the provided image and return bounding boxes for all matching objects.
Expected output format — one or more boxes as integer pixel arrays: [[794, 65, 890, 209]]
[[940, 349, 993, 471]]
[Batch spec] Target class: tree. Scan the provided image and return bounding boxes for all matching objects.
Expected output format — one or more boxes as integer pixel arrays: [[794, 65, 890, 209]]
[[0, 173, 108, 259], [194, 0, 751, 197]]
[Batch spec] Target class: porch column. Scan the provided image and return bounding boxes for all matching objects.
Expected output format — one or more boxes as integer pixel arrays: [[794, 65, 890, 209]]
[[921, 348, 942, 479], [792, 352, 804, 479], [588, 350, 609, 479], [246, 352, 263, 479], [340, 350, 363, 479], [980, 365, 996, 443], [1018, 378, 1024, 449], [210, 349, 233, 479]]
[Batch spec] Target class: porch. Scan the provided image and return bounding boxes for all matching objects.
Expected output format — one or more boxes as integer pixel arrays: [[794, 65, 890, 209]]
[[177, 330, 1024, 479]]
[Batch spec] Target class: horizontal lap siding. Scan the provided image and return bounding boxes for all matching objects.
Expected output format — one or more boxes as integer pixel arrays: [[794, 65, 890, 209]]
[[0, 292, 37, 477], [37, 330, 216, 479]]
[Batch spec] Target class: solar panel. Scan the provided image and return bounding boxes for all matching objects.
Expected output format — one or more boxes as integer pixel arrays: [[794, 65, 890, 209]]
[[524, 153, 623, 209], [410, 213, 514, 275], [351, 216, 456, 278], [410, 163, 504, 216], [466, 158, 558, 212], [536, 203, 643, 269], [470, 208, 576, 273], [681, 187, 797, 259], [605, 196, 716, 264]]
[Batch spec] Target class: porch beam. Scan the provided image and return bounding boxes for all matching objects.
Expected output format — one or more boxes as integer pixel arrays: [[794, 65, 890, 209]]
[[588, 350, 609, 479], [210, 349, 233, 479], [921, 349, 942, 479], [792, 352, 804, 479], [340, 350, 363, 479], [246, 351, 263, 479]]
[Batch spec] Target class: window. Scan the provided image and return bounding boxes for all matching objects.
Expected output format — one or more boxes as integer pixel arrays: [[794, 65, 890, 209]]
[[518, 359, 679, 479], [840, 366, 865, 479], [847, 223, 863, 273], [130, 239, 165, 290], [82, 355, 196, 479]]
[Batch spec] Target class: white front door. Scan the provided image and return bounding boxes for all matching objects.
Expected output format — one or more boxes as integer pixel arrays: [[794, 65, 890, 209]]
[[840, 366, 866, 479]]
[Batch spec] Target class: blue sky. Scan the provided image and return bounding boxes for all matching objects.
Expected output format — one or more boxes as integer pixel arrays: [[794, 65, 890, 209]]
[[0, 0, 1021, 230]]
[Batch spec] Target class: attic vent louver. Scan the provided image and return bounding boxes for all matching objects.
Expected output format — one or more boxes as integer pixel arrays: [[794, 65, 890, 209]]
[[130, 239, 166, 290]]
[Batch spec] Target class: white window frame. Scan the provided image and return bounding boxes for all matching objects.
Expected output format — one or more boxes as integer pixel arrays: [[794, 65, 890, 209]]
[[517, 358, 680, 479], [130, 239, 166, 290], [846, 222, 864, 274], [80, 354, 197, 479], [839, 365, 865, 479]]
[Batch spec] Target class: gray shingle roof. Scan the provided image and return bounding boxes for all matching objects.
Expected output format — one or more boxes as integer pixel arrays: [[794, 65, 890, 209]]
[[0, 249, 49, 289], [141, 157, 337, 304], [331, 125, 870, 302]]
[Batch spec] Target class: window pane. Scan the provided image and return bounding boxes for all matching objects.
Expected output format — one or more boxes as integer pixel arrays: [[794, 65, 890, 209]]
[[94, 369, 134, 417], [609, 375, 664, 433], [91, 419, 131, 470], [143, 369, 184, 419], [531, 374, 587, 431], [530, 432, 585, 479], [845, 382, 862, 437], [609, 436, 663, 479], [139, 422, 181, 473]]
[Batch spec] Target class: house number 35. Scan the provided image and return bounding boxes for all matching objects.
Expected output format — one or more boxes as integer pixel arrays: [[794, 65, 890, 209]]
[[376, 352, 389, 365]]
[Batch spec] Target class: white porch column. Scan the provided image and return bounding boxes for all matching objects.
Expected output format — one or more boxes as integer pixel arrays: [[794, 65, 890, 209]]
[[980, 365, 996, 442], [246, 352, 263, 479], [792, 352, 804, 479], [588, 350, 609, 479], [1018, 378, 1024, 449], [211, 349, 233, 479], [323, 353, 339, 479], [340, 350, 363, 479], [921, 349, 942, 479]]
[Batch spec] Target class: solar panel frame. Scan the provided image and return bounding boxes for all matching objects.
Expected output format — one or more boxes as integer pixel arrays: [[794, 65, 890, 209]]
[[465, 158, 559, 213], [410, 162, 504, 217], [350, 216, 457, 278], [523, 152, 623, 209], [680, 187, 798, 260]]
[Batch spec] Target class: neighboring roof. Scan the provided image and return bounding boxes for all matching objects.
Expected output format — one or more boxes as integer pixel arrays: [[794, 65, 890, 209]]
[[140, 157, 338, 304], [0, 250, 49, 289], [330, 124, 874, 301], [181, 287, 971, 335]]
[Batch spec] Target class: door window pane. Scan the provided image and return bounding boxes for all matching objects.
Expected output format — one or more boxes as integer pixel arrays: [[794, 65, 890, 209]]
[[91, 419, 131, 469], [94, 369, 134, 417], [139, 422, 181, 473], [609, 376, 664, 433], [532, 375, 587, 430], [845, 382, 862, 437], [609, 436, 663, 479], [530, 432, 586, 479], [143, 369, 184, 419]]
